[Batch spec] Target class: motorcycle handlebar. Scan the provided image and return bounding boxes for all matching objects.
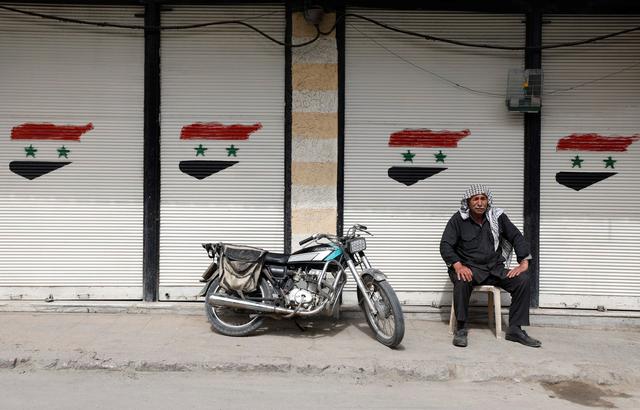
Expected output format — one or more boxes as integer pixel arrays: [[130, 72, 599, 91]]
[[345, 224, 370, 238], [298, 235, 315, 246], [299, 233, 340, 246]]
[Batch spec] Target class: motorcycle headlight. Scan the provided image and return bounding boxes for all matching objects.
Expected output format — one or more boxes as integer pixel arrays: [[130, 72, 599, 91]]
[[347, 238, 366, 253]]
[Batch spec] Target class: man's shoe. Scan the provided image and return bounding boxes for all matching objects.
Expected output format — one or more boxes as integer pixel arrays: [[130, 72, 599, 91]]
[[505, 327, 541, 348], [452, 328, 468, 347]]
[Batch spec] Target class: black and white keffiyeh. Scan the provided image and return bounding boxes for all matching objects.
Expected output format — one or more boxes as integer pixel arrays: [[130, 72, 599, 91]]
[[458, 184, 513, 266]]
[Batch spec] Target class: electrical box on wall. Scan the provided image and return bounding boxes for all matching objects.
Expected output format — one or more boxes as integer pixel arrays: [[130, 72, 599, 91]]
[[506, 68, 542, 113]]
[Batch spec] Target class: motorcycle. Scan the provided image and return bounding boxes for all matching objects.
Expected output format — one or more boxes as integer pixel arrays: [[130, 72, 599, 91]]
[[199, 224, 405, 348]]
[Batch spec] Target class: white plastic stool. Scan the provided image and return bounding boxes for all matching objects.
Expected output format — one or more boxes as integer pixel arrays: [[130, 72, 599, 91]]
[[449, 285, 502, 339]]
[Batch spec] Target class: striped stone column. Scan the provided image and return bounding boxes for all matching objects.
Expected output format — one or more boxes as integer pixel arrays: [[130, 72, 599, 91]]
[[291, 12, 338, 249]]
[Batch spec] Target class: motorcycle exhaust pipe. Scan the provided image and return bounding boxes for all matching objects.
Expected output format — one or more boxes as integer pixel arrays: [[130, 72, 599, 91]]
[[207, 294, 328, 317], [208, 294, 292, 315], [208, 268, 343, 317]]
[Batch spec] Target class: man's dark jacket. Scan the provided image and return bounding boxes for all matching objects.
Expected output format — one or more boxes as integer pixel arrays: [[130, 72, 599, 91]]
[[440, 212, 530, 282]]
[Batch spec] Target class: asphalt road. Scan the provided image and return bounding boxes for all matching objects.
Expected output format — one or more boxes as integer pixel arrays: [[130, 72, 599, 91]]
[[1, 370, 639, 409]]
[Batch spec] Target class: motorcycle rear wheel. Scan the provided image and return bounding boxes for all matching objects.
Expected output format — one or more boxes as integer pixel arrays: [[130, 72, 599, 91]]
[[205, 277, 270, 337], [359, 277, 405, 348]]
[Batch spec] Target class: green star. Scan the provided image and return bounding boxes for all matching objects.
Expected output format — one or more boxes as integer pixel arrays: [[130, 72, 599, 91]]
[[603, 156, 616, 169], [402, 150, 415, 162], [194, 144, 207, 156], [434, 150, 447, 163], [25, 144, 37, 158], [57, 146, 71, 158], [226, 145, 239, 157], [571, 155, 584, 168]]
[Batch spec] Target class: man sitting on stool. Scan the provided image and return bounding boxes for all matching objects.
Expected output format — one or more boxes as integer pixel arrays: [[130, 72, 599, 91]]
[[440, 184, 541, 348]]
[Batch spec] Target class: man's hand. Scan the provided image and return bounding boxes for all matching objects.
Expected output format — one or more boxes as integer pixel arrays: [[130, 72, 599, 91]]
[[507, 259, 529, 278], [453, 262, 473, 282]]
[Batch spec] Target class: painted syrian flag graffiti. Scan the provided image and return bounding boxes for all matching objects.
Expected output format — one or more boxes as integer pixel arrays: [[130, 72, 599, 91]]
[[178, 122, 262, 180], [387, 128, 470, 186], [9, 122, 93, 180], [555, 133, 639, 191]]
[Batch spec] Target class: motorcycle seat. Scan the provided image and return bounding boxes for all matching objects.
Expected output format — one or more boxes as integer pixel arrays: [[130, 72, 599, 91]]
[[264, 252, 290, 265]]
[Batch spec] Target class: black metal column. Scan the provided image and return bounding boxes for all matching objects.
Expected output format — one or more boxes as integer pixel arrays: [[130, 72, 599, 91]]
[[284, 1, 293, 254], [143, 1, 161, 302], [524, 9, 542, 308], [336, 3, 345, 237]]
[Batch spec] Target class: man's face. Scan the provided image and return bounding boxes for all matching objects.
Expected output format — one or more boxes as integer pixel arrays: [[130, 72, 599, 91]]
[[468, 194, 488, 218]]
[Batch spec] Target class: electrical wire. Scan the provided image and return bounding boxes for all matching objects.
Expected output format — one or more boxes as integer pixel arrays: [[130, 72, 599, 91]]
[[2, 4, 639, 94], [0, 4, 142, 29], [326, 13, 640, 51], [3, 5, 640, 51], [356, 23, 640, 97], [0, 4, 319, 48], [351, 24, 505, 97], [545, 60, 640, 94], [161, 20, 320, 47]]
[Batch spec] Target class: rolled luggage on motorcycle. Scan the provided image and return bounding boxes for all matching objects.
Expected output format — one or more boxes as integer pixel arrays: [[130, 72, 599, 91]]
[[199, 225, 405, 348]]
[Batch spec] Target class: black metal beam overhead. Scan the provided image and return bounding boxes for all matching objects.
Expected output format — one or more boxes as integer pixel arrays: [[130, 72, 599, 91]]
[[0, 1, 140, 5], [1, 0, 280, 4], [345, 0, 528, 13], [344, 0, 640, 14], [4, 0, 640, 13]]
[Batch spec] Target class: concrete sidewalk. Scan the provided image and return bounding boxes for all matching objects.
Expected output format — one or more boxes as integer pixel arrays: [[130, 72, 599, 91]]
[[1, 308, 639, 385]]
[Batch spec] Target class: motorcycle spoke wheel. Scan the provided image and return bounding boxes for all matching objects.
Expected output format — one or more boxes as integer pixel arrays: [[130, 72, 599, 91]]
[[365, 286, 395, 336], [360, 277, 405, 348], [205, 277, 269, 337], [213, 289, 258, 327]]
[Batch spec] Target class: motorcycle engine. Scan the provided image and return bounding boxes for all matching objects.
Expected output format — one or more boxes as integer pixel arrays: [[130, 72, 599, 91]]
[[285, 268, 322, 308], [287, 288, 314, 307]]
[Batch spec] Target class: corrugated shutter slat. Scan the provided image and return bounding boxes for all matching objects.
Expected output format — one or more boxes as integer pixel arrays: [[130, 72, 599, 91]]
[[540, 15, 640, 309], [158, 5, 285, 300], [344, 10, 525, 304], [0, 5, 144, 300]]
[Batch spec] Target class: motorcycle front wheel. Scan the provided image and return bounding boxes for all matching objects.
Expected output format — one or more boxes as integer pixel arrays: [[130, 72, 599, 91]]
[[359, 276, 405, 348], [205, 277, 270, 337]]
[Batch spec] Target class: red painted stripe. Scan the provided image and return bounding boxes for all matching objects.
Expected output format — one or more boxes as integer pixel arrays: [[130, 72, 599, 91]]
[[557, 133, 640, 152], [11, 123, 93, 141], [180, 122, 262, 140], [388, 129, 470, 147]]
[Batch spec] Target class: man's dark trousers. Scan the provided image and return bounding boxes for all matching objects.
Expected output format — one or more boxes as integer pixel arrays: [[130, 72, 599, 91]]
[[449, 270, 531, 327]]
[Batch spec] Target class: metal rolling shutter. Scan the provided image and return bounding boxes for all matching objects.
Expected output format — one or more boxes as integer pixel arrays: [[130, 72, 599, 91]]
[[159, 4, 285, 300], [539, 16, 640, 310], [344, 10, 525, 305], [0, 5, 144, 300]]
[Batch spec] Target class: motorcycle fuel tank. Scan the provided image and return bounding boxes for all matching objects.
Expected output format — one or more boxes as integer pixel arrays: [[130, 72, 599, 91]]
[[288, 244, 342, 263]]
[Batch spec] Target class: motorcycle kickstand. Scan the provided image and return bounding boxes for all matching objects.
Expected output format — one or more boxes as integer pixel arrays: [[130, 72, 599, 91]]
[[293, 319, 306, 332]]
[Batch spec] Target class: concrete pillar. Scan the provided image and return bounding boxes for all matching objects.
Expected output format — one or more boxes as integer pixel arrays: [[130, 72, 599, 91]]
[[291, 12, 338, 249]]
